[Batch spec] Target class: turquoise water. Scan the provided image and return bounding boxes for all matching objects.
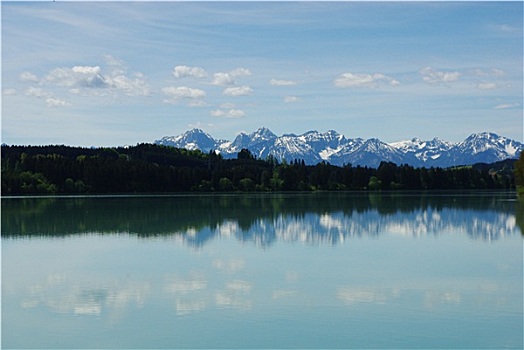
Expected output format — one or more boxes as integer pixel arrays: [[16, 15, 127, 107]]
[[2, 193, 523, 349]]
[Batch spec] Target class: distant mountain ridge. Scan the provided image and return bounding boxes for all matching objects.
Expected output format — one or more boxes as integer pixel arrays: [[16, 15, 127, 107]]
[[155, 128, 523, 168]]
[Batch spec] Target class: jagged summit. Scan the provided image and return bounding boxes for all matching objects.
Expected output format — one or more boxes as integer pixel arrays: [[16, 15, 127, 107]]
[[155, 128, 523, 168], [450, 131, 523, 165], [253, 127, 277, 139], [390, 137, 454, 165], [155, 128, 217, 152], [459, 132, 519, 155]]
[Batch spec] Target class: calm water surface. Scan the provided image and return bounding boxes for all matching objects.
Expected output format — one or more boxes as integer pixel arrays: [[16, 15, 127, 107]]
[[2, 192, 523, 349]]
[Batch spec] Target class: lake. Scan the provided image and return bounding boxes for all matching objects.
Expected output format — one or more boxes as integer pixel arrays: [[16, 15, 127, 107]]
[[2, 192, 523, 349]]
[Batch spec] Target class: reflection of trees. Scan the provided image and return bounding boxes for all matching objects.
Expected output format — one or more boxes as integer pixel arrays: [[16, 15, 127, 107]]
[[2, 193, 521, 245], [516, 198, 524, 236]]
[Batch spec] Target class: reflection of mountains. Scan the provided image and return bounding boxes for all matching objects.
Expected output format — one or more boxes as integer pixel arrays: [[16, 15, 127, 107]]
[[2, 193, 521, 245]]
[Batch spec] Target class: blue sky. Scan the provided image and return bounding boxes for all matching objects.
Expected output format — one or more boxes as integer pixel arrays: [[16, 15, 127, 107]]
[[2, 1, 523, 146]]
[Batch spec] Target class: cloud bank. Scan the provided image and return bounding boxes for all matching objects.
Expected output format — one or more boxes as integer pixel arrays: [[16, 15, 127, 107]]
[[173, 65, 207, 79], [419, 67, 461, 84], [334, 72, 400, 88]]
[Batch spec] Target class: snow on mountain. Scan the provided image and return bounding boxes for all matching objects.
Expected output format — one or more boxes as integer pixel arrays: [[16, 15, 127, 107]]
[[389, 137, 454, 167], [155, 128, 218, 152], [330, 138, 409, 168], [300, 130, 347, 151], [449, 132, 524, 165], [219, 127, 278, 158], [155, 128, 524, 168], [271, 134, 323, 164]]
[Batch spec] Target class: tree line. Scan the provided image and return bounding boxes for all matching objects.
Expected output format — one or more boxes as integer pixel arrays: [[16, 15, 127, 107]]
[[515, 150, 524, 196], [1, 144, 518, 195]]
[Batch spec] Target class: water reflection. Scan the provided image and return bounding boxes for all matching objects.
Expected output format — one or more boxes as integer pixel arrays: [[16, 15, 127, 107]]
[[19, 272, 151, 321], [2, 193, 521, 245], [3, 193, 522, 348]]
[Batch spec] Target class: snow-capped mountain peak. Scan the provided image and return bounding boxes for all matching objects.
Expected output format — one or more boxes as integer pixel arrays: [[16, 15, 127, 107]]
[[449, 131, 523, 164], [459, 132, 515, 154], [155, 128, 217, 152], [251, 127, 277, 142], [389, 136, 454, 164], [155, 129, 523, 168]]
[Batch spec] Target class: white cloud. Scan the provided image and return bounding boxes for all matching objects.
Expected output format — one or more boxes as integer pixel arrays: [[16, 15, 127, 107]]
[[491, 68, 505, 76], [212, 72, 235, 86], [162, 86, 206, 105], [103, 54, 125, 67], [173, 65, 207, 79], [102, 55, 127, 77], [189, 100, 208, 107], [210, 109, 225, 117], [473, 68, 506, 77], [390, 79, 401, 86], [230, 68, 251, 77], [72, 65, 101, 75], [25, 87, 71, 108], [472, 69, 487, 77], [40, 62, 150, 96], [25, 86, 52, 98], [228, 109, 246, 118], [477, 82, 497, 90], [45, 68, 76, 87], [212, 68, 251, 86], [223, 85, 253, 96], [284, 96, 299, 103], [334, 72, 400, 88], [72, 66, 107, 88], [46, 98, 71, 108], [270, 78, 297, 86], [494, 103, 519, 110], [419, 67, 461, 84], [45, 66, 107, 88], [19, 71, 39, 82], [3, 88, 17, 96], [210, 108, 245, 118], [105, 73, 151, 96]]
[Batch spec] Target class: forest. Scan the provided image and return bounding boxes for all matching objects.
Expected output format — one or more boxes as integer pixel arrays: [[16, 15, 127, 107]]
[[1, 143, 519, 195]]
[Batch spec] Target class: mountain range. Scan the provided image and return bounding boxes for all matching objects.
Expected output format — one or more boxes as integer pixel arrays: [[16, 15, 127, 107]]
[[155, 128, 523, 168]]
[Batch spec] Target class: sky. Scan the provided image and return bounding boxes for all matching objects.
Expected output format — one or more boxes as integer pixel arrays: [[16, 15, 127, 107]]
[[2, 1, 523, 146]]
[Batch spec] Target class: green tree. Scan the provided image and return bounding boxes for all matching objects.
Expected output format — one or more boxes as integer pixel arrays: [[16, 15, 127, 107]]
[[269, 171, 283, 191], [238, 178, 255, 191], [368, 176, 382, 191], [237, 148, 255, 160], [376, 162, 397, 190], [19, 171, 57, 194], [218, 177, 234, 191]]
